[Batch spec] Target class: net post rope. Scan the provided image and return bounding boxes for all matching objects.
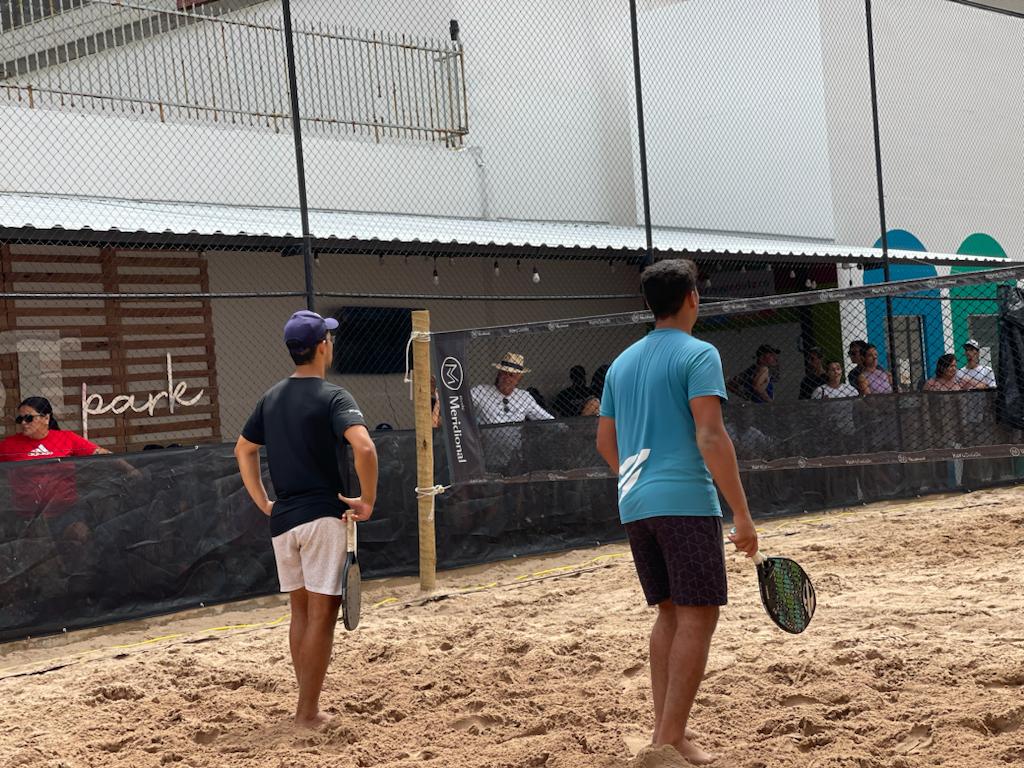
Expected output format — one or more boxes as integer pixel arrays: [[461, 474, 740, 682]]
[[415, 483, 450, 522], [404, 329, 432, 395]]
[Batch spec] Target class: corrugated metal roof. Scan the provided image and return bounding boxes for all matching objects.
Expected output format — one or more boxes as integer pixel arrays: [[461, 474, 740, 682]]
[[0, 192, 1008, 264]]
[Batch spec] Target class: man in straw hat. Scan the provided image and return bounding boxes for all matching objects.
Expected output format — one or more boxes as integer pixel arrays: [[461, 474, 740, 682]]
[[471, 352, 554, 425], [597, 259, 758, 765]]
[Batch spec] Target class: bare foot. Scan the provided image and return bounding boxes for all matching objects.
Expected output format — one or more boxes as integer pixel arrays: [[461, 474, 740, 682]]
[[649, 728, 698, 746], [673, 737, 716, 765], [294, 711, 331, 730]]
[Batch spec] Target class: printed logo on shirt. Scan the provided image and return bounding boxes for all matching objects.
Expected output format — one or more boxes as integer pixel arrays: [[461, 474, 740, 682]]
[[27, 444, 53, 457], [618, 448, 651, 500]]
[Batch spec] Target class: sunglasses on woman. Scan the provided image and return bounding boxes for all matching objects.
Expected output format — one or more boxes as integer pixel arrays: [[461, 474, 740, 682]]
[[15, 414, 44, 424]]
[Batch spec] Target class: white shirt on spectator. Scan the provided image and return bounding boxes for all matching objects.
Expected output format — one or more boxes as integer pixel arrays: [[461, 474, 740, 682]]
[[811, 382, 859, 399], [955, 365, 996, 389], [471, 384, 554, 425]]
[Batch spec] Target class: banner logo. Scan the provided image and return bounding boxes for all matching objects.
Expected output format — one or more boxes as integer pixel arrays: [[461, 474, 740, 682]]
[[440, 356, 464, 391]]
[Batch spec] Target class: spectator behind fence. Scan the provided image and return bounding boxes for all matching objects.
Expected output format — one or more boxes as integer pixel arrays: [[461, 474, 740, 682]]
[[0, 396, 109, 463], [855, 344, 893, 395], [527, 386, 550, 412], [956, 339, 996, 390], [847, 339, 869, 389], [471, 353, 554, 424], [799, 346, 828, 399], [0, 396, 111, 553], [727, 344, 779, 403], [590, 364, 610, 401], [811, 361, 859, 399], [924, 353, 968, 392], [553, 365, 592, 417]]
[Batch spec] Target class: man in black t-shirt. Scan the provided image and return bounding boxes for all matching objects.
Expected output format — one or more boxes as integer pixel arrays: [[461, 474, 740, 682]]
[[235, 309, 378, 730], [798, 346, 828, 400]]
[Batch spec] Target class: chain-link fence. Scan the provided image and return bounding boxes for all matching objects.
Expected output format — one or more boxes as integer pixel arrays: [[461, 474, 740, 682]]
[[3, 0, 1024, 637], [434, 262, 1024, 480]]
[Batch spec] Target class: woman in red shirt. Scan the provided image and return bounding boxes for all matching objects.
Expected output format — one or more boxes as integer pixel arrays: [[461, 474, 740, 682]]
[[0, 396, 108, 462], [0, 396, 109, 538]]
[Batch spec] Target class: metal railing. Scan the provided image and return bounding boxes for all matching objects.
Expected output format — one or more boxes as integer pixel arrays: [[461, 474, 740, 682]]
[[1, 0, 469, 146], [1, 0, 85, 33]]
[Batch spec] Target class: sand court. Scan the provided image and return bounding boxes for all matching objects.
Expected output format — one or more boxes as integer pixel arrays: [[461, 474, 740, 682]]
[[2, 487, 1023, 768]]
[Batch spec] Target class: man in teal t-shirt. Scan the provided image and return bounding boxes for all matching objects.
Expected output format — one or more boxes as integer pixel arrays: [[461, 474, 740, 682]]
[[597, 259, 758, 765]]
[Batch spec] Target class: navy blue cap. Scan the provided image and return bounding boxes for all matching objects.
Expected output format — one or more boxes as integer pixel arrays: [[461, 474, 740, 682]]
[[284, 310, 338, 349]]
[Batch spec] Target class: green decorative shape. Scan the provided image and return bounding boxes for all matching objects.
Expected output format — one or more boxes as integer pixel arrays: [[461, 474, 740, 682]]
[[951, 234, 1007, 364]]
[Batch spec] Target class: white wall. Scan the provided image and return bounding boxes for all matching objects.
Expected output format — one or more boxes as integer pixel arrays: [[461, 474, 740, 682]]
[[6, 0, 1024, 255], [0, 105, 481, 217], [634, 0, 836, 240], [2, 0, 639, 226], [818, 0, 1024, 257]]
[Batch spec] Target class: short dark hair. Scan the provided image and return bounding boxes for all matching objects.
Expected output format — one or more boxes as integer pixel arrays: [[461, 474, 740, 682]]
[[641, 259, 698, 319], [848, 339, 869, 354], [826, 360, 843, 369], [287, 337, 324, 365], [935, 353, 957, 377]]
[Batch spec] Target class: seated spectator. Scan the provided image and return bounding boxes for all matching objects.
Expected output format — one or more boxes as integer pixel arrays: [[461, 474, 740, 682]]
[[799, 346, 828, 399], [527, 386, 549, 411], [579, 396, 601, 416], [728, 344, 779, 403], [0, 396, 111, 550], [0, 396, 109, 462], [590, 364, 610, 401], [553, 365, 591, 417], [811, 361, 859, 399], [471, 353, 554, 425], [847, 339, 868, 389], [924, 353, 969, 392], [955, 339, 996, 389], [855, 344, 893, 395]]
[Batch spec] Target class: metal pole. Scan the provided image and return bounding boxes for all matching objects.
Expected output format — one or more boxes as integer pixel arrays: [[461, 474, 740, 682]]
[[281, 0, 316, 311], [628, 0, 653, 269], [865, 0, 898, 391]]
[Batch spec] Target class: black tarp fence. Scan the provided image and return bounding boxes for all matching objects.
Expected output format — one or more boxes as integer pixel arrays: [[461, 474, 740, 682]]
[[6, 407, 1024, 642]]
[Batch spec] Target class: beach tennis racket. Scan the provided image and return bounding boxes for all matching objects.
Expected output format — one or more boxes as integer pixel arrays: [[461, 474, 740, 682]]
[[751, 551, 816, 634], [340, 517, 361, 631]]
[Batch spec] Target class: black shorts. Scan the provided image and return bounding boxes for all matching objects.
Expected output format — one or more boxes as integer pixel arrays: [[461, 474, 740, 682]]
[[625, 515, 727, 606]]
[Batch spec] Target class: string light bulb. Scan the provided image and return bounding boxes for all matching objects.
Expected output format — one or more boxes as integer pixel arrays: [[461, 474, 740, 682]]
[[532, 266, 541, 284], [493, 260, 500, 277], [432, 256, 439, 286]]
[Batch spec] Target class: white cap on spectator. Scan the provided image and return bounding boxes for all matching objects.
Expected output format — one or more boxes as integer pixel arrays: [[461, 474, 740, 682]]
[[964, 339, 980, 350]]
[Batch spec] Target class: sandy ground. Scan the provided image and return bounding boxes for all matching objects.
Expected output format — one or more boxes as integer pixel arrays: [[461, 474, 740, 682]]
[[2, 487, 1023, 768]]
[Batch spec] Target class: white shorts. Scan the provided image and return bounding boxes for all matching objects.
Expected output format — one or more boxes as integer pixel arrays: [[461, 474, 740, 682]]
[[271, 516, 348, 596]]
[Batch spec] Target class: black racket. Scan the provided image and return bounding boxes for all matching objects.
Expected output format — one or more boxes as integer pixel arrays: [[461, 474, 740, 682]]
[[751, 551, 816, 634], [340, 517, 361, 631]]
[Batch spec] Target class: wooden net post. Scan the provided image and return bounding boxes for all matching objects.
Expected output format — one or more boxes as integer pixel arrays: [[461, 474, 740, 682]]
[[411, 310, 436, 590]]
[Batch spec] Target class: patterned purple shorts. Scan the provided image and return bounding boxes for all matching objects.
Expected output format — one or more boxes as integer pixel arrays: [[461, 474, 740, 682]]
[[625, 515, 727, 606]]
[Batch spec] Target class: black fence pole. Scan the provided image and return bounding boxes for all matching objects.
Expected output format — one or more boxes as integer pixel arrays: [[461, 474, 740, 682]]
[[865, 0, 898, 391], [281, 0, 316, 312], [628, 0, 653, 270]]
